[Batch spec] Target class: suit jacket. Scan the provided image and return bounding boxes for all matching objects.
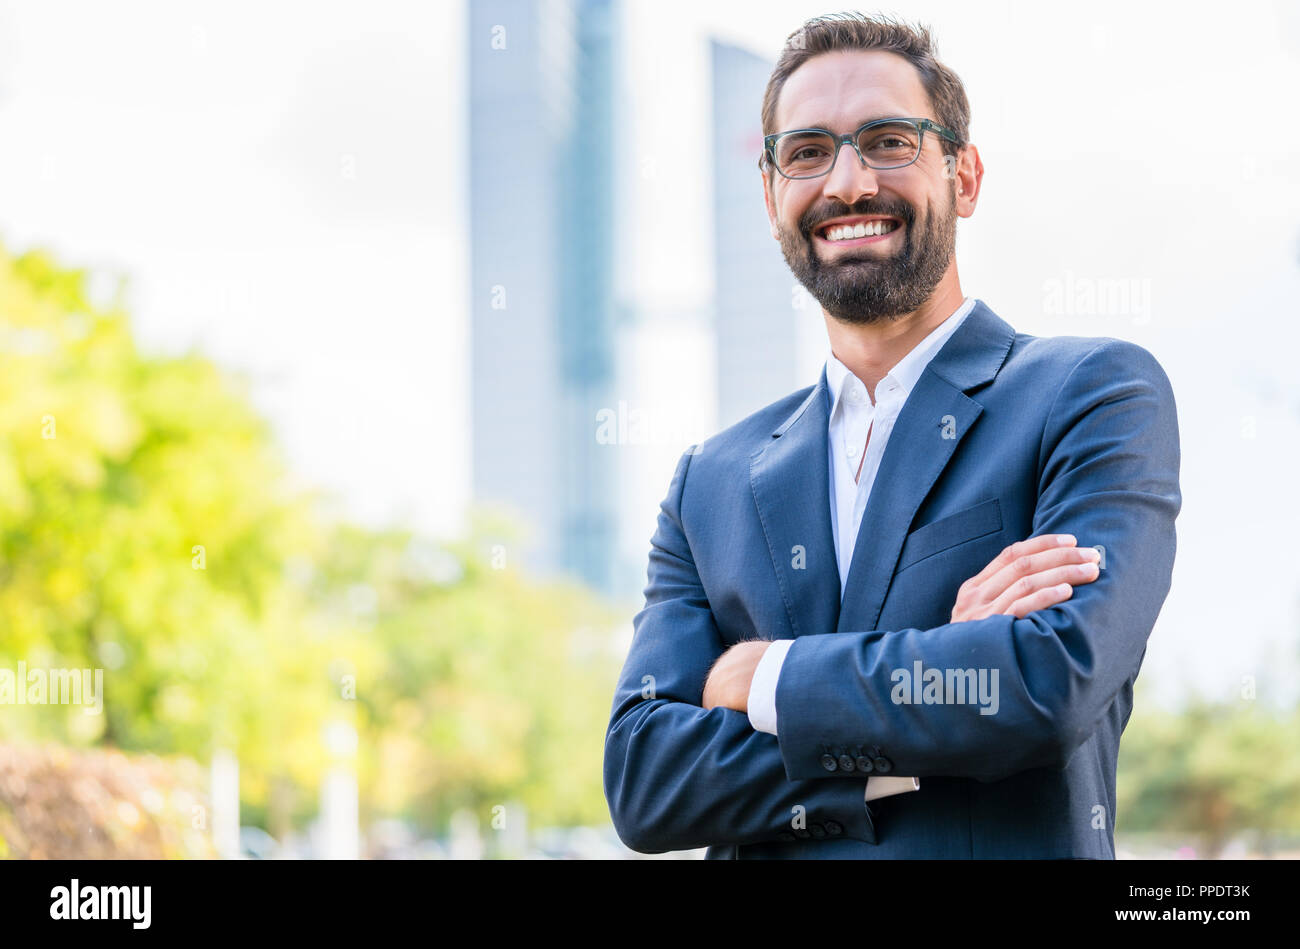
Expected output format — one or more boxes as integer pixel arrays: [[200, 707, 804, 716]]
[[602, 299, 1182, 859]]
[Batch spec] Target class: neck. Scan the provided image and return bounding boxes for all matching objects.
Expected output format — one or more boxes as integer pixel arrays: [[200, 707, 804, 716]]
[[824, 273, 965, 403]]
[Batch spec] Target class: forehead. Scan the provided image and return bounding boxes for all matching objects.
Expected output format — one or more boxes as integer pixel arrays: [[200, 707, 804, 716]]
[[775, 50, 930, 131]]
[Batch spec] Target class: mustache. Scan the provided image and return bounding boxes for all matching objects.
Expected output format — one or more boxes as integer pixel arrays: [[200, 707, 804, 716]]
[[802, 201, 914, 235]]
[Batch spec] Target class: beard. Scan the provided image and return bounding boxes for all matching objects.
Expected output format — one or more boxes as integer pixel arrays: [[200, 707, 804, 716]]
[[776, 183, 958, 325]]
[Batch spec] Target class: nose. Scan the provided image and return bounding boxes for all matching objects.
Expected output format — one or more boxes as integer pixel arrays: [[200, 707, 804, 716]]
[[822, 139, 879, 207]]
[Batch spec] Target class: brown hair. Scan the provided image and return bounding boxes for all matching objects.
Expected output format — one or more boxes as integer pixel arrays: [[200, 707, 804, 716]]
[[760, 12, 970, 169]]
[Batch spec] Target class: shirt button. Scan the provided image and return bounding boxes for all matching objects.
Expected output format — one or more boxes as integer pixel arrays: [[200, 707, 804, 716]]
[[846, 445, 858, 458]]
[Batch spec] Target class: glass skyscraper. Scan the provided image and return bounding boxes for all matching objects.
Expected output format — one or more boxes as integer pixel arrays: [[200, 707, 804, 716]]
[[469, 0, 622, 594]]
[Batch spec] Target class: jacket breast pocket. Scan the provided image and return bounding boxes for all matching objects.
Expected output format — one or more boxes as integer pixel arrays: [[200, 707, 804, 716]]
[[895, 498, 1003, 575]]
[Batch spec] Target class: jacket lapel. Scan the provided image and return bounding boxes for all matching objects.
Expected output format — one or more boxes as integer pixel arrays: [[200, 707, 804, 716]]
[[837, 300, 1016, 632], [749, 368, 842, 641]]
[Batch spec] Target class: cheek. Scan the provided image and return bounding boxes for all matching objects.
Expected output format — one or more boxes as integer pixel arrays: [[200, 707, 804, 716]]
[[911, 192, 942, 228], [777, 184, 816, 230], [776, 202, 806, 240]]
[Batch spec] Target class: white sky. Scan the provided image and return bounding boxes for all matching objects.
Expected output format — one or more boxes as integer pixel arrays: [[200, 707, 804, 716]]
[[1, 0, 1298, 709]]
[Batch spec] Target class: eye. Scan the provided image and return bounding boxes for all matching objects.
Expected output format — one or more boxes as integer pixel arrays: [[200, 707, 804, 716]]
[[792, 145, 828, 160]]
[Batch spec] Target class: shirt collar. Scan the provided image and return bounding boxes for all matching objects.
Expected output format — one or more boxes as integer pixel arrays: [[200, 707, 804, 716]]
[[825, 296, 976, 418]]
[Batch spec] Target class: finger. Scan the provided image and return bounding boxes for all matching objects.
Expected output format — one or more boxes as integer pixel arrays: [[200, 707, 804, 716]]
[[1002, 580, 1074, 618], [963, 533, 1078, 590], [987, 560, 1097, 616], [982, 544, 1100, 604]]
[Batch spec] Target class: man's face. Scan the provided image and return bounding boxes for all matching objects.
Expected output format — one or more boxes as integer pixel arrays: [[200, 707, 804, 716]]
[[763, 50, 965, 325]]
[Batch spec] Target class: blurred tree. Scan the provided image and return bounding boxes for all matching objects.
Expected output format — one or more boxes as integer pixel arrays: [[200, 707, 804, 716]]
[[0, 241, 341, 809], [1118, 691, 1300, 856], [311, 516, 623, 831], [0, 243, 622, 844]]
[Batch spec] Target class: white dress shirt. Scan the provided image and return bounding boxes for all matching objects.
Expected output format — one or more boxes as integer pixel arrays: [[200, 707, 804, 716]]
[[747, 296, 977, 802]]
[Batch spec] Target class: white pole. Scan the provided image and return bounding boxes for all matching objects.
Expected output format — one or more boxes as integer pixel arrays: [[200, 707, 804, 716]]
[[449, 808, 483, 860], [210, 749, 240, 860], [320, 766, 359, 859], [320, 720, 359, 859]]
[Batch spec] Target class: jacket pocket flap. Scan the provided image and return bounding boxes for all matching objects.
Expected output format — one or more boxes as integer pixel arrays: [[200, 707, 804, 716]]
[[896, 498, 1002, 573]]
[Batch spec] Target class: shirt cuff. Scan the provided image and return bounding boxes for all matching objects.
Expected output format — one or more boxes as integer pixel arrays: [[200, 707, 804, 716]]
[[746, 639, 794, 735], [864, 776, 920, 802]]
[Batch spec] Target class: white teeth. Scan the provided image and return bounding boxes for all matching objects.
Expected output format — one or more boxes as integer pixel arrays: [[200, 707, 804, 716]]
[[825, 220, 898, 241]]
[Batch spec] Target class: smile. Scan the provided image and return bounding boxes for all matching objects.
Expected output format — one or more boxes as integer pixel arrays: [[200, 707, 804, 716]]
[[814, 216, 903, 246]]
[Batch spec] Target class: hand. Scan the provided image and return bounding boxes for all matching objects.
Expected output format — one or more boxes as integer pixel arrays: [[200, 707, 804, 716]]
[[950, 533, 1101, 623], [701, 641, 771, 713]]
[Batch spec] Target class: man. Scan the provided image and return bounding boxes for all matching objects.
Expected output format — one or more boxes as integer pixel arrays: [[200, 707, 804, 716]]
[[603, 12, 1180, 858]]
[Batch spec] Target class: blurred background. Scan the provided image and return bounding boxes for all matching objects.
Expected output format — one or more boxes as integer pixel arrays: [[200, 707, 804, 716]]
[[1, 0, 1298, 859]]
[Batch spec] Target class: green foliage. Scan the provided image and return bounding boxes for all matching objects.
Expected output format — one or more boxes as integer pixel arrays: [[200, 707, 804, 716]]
[[312, 520, 621, 829], [1118, 691, 1300, 855], [0, 243, 330, 770], [0, 242, 622, 840]]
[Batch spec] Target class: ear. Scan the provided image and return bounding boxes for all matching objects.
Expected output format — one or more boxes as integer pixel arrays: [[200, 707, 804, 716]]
[[951, 144, 984, 218]]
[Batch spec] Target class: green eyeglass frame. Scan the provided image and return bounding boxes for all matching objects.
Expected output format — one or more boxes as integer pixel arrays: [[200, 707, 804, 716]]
[[760, 117, 962, 179]]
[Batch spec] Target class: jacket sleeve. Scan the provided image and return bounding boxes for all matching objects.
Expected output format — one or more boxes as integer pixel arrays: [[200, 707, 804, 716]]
[[603, 447, 877, 854], [771, 339, 1182, 784]]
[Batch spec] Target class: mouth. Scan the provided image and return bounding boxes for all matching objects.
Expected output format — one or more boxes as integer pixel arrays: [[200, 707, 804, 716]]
[[813, 215, 904, 248]]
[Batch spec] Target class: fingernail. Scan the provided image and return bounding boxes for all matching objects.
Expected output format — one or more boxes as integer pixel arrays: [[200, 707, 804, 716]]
[[1058, 535, 1076, 546]]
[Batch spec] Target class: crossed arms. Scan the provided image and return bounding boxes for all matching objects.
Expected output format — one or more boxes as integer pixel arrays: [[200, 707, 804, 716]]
[[603, 340, 1180, 853]]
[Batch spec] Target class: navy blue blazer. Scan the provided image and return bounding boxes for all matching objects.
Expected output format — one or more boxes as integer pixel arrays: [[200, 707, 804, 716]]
[[603, 300, 1181, 858]]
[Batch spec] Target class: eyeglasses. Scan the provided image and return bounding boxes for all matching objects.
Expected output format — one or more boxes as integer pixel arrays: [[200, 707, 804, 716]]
[[761, 117, 961, 180]]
